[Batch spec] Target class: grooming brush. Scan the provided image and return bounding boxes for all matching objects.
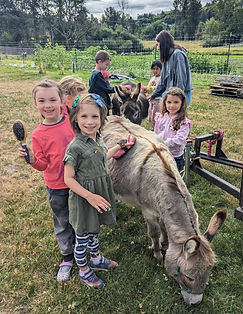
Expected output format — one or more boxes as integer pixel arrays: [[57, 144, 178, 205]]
[[113, 134, 136, 159], [13, 120, 30, 163]]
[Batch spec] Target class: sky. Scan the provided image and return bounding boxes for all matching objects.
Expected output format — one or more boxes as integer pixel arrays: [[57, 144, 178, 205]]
[[86, 0, 212, 19]]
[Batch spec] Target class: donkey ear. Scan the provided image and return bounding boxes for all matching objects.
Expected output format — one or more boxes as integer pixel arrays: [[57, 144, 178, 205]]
[[115, 85, 126, 101], [204, 210, 226, 242], [131, 82, 141, 101], [183, 236, 200, 259]]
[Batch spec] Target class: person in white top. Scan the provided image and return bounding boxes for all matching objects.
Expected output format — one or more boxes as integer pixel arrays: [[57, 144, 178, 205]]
[[142, 60, 162, 129]]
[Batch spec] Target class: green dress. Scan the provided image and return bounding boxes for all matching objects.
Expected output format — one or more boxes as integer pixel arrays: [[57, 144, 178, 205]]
[[63, 132, 117, 234]]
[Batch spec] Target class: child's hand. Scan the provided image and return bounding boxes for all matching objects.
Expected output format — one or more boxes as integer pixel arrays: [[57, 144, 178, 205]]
[[86, 193, 111, 214], [118, 134, 135, 148], [120, 85, 131, 91], [18, 145, 35, 164], [107, 134, 136, 159], [141, 86, 147, 93]]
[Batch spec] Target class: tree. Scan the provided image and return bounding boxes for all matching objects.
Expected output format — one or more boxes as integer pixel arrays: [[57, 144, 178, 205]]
[[141, 20, 167, 40], [202, 17, 223, 46], [195, 21, 205, 39], [0, 0, 35, 43], [117, 0, 129, 12], [211, 0, 243, 36], [173, 0, 202, 39], [204, 17, 221, 37], [51, 0, 89, 46], [101, 7, 121, 30]]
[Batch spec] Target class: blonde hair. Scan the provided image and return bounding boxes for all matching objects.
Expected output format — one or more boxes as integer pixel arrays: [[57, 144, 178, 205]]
[[59, 76, 86, 97], [69, 94, 107, 133], [32, 78, 64, 100], [161, 87, 188, 130]]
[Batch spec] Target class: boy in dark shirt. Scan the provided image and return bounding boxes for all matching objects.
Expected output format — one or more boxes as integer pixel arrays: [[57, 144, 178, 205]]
[[89, 50, 127, 114]]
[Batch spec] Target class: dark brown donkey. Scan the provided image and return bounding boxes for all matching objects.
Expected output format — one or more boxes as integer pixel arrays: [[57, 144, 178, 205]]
[[103, 116, 226, 305], [112, 81, 149, 124]]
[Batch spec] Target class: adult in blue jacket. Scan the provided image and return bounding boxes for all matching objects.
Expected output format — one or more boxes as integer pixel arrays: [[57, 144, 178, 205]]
[[150, 30, 193, 106]]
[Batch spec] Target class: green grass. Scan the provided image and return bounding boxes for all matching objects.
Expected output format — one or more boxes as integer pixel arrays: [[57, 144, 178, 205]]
[[0, 65, 242, 313]]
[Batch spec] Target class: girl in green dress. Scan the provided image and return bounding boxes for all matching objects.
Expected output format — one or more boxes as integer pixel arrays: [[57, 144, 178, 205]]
[[64, 93, 134, 289]]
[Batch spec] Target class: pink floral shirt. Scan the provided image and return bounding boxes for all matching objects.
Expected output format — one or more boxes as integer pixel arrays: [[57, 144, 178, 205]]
[[154, 112, 192, 158]]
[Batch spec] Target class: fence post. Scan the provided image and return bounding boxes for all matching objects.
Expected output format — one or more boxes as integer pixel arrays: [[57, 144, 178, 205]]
[[72, 45, 77, 73], [226, 32, 232, 74]]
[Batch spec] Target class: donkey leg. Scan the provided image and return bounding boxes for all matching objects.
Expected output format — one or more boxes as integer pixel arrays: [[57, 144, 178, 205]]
[[159, 218, 168, 251], [142, 209, 163, 262]]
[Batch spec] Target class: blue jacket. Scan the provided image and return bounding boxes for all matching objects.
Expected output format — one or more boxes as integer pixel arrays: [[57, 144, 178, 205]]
[[88, 69, 114, 108], [151, 49, 193, 98]]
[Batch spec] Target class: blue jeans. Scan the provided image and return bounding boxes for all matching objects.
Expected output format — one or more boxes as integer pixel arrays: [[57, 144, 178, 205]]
[[184, 91, 191, 107], [174, 154, 184, 171]]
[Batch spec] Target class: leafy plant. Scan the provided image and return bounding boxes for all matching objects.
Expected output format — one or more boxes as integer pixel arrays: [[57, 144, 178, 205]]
[[33, 42, 72, 74], [187, 52, 233, 74]]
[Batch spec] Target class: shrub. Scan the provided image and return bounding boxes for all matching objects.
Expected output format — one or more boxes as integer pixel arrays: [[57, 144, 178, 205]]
[[188, 52, 214, 73], [33, 42, 72, 74], [187, 52, 232, 74]]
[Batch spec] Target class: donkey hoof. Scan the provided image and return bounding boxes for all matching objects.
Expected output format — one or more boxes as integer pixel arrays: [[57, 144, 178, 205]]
[[154, 251, 163, 262], [162, 242, 168, 251]]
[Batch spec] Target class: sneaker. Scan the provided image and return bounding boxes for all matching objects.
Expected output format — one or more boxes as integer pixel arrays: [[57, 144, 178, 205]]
[[90, 256, 118, 271], [78, 269, 104, 289], [57, 261, 73, 282]]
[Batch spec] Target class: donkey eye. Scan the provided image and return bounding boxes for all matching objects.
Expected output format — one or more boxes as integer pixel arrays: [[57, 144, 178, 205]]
[[185, 275, 194, 282]]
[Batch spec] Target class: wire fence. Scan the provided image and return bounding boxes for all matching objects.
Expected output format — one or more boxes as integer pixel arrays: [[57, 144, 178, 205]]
[[0, 38, 242, 76]]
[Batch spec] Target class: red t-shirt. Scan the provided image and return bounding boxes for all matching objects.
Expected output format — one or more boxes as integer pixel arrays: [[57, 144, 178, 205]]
[[101, 70, 109, 82], [30, 115, 75, 189]]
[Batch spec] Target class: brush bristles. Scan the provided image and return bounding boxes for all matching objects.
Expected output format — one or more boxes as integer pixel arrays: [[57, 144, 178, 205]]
[[13, 120, 26, 142]]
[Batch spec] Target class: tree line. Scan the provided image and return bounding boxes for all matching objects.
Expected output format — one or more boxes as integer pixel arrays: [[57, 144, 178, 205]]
[[0, 0, 242, 51]]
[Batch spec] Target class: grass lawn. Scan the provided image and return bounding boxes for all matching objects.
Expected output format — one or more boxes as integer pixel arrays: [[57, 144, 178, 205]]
[[0, 65, 242, 313]]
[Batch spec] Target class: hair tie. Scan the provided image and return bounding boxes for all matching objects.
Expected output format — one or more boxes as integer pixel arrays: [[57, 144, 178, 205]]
[[90, 94, 104, 108], [72, 95, 81, 108]]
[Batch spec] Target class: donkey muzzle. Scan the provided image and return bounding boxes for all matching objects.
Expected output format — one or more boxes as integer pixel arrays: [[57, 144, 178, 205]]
[[181, 289, 203, 305]]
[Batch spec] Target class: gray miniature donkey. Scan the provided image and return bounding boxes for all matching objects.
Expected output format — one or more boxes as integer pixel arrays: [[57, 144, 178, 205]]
[[103, 116, 226, 305]]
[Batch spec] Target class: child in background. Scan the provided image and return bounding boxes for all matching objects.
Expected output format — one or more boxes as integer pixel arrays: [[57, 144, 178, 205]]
[[154, 87, 192, 171], [18, 79, 79, 282], [88, 50, 127, 114], [59, 75, 86, 114], [145, 60, 162, 129], [147, 60, 162, 91], [64, 93, 134, 289]]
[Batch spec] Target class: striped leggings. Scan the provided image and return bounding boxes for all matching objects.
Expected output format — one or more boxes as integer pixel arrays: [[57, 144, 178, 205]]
[[74, 232, 100, 268]]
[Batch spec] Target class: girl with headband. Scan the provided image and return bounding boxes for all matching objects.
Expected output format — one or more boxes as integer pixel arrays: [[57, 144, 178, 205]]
[[63, 94, 135, 289]]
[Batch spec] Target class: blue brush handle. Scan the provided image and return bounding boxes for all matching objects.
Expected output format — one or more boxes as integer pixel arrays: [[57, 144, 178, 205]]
[[22, 144, 30, 163]]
